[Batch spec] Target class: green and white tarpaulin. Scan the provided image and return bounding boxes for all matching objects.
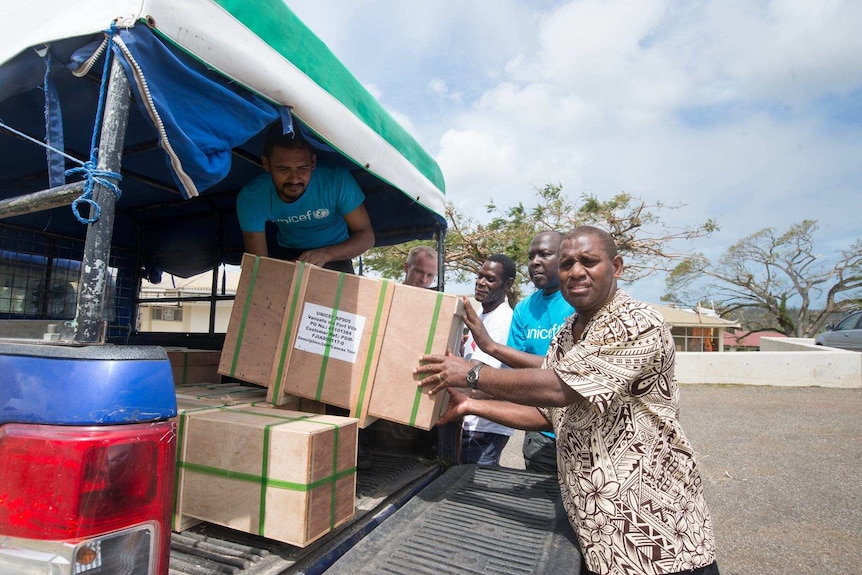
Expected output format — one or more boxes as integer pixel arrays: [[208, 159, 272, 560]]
[[0, 0, 446, 272]]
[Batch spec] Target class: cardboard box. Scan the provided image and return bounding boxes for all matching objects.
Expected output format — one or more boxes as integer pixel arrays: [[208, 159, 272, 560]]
[[222, 255, 464, 430], [175, 383, 268, 404], [174, 403, 357, 546], [175, 383, 326, 413], [365, 282, 464, 429], [219, 255, 299, 387], [268, 264, 395, 423], [167, 348, 222, 385]]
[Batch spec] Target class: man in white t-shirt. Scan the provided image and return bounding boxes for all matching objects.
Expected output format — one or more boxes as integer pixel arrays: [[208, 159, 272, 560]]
[[461, 254, 517, 465]]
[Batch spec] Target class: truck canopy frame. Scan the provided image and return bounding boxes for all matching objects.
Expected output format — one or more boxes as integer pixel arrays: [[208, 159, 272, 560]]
[[0, 0, 448, 342]]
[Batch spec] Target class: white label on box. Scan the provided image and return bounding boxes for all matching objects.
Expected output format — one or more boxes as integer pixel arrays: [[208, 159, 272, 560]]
[[294, 302, 366, 363]]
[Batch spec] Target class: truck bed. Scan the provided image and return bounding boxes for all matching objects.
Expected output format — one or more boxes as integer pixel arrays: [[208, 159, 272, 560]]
[[325, 465, 582, 575], [171, 464, 582, 575], [170, 453, 439, 575]]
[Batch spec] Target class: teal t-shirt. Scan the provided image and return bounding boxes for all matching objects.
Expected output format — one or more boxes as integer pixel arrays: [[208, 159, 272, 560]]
[[507, 288, 574, 438], [236, 163, 364, 250], [508, 288, 574, 355]]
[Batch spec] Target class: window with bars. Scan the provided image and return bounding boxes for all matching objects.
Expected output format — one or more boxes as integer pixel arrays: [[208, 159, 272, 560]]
[[0, 225, 134, 338], [151, 306, 183, 321]]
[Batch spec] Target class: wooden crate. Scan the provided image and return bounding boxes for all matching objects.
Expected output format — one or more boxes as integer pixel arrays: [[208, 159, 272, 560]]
[[365, 283, 464, 429], [268, 264, 394, 426], [174, 383, 268, 404], [220, 255, 464, 430], [219, 255, 299, 387], [174, 404, 357, 546], [167, 348, 222, 385]]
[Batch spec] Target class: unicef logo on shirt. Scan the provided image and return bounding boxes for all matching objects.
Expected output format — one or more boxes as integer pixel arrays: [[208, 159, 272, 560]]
[[313, 209, 329, 220]]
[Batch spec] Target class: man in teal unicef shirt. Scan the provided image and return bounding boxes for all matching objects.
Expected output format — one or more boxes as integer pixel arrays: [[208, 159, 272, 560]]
[[462, 230, 573, 473], [237, 120, 375, 273], [237, 119, 377, 467]]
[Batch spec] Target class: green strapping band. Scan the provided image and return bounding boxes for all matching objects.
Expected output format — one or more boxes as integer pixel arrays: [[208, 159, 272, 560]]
[[175, 408, 349, 535], [354, 279, 389, 419], [258, 421, 275, 535], [230, 256, 261, 376], [177, 460, 355, 491], [314, 273, 346, 401], [410, 292, 444, 426], [273, 262, 306, 401], [189, 389, 262, 399], [329, 426, 339, 529]]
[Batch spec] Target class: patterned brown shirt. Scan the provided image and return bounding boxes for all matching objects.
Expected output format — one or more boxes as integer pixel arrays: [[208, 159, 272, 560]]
[[539, 290, 716, 575]]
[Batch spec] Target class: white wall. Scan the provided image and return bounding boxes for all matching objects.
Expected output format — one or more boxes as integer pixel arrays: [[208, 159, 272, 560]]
[[676, 338, 862, 388]]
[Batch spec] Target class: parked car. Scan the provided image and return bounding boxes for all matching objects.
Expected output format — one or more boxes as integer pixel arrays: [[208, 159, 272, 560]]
[[815, 310, 862, 351]]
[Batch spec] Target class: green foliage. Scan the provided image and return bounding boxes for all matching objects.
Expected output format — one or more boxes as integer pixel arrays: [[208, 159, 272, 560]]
[[364, 184, 717, 303]]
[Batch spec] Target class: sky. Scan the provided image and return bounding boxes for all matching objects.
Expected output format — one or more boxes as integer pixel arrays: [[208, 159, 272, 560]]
[[287, 0, 861, 304]]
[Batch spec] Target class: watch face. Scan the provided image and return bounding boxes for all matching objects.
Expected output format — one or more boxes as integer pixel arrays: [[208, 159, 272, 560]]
[[467, 365, 480, 387]]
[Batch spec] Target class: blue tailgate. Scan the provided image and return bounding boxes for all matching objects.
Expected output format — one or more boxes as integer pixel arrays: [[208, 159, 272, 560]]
[[0, 342, 176, 425]]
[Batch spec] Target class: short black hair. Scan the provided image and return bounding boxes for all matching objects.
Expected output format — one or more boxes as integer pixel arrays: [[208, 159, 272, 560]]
[[486, 253, 516, 282], [263, 121, 315, 158], [566, 226, 619, 258]]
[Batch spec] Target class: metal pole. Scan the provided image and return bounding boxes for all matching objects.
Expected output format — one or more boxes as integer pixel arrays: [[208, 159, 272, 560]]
[[0, 182, 84, 219], [436, 226, 446, 292], [75, 57, 130, 344]]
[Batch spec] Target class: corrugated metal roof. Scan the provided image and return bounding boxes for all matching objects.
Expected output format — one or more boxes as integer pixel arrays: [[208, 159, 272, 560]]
[[648, 303, 741, 328]]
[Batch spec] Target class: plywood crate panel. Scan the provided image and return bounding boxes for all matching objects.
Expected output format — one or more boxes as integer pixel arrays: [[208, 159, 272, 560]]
[[167, 348, 222, 385], [219, 255, 298, 387], [268, 264, 394, 425], [175, 383, 268, 404], [175, 404, 357, 546], [173, 396, 252, 532], [366, 284, 465, 430]]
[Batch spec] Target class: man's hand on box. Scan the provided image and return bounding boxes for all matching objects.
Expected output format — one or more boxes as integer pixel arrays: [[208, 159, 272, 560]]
[[436, 388, 471, 425], [414, 350, 470, 395], [462, 297, 494, 352], [296, 248, 329, 267]]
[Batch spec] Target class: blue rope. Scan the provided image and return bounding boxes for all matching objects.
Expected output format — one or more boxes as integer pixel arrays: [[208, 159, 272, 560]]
[[0, 119, 122, 224], [66, 163, 122, 223], [66, 21, 123, 224], [0, 22, 124, 224]]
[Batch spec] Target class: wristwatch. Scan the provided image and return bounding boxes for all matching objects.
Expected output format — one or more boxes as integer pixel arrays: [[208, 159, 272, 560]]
[[466, 363, 483, 390]]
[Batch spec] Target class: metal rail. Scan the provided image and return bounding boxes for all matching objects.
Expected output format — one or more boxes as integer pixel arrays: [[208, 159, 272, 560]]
[[0, 182, 85, 220], [74, 58, 130, 344]]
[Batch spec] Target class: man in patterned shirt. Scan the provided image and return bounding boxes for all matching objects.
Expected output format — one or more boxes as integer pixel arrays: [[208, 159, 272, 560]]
[[414, 226, 719, 575]]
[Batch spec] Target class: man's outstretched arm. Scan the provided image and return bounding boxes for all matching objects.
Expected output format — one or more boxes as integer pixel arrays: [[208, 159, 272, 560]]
[[437, 388, 552, 431], [461, 299, 543, 368]]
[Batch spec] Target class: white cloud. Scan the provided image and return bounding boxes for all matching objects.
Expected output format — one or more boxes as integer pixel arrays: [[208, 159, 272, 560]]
[[428, 78, 463, 104], [284, 0, 862, 304]]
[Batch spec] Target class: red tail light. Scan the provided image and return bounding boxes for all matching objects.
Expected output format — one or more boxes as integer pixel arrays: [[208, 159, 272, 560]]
[[0, 421, 176, 574]]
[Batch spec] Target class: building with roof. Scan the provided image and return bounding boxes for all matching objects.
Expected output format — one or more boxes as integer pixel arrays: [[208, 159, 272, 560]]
[[722, 330, 787, 351], [648, 303, 741, 352], [139, 268, 240, 333]]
